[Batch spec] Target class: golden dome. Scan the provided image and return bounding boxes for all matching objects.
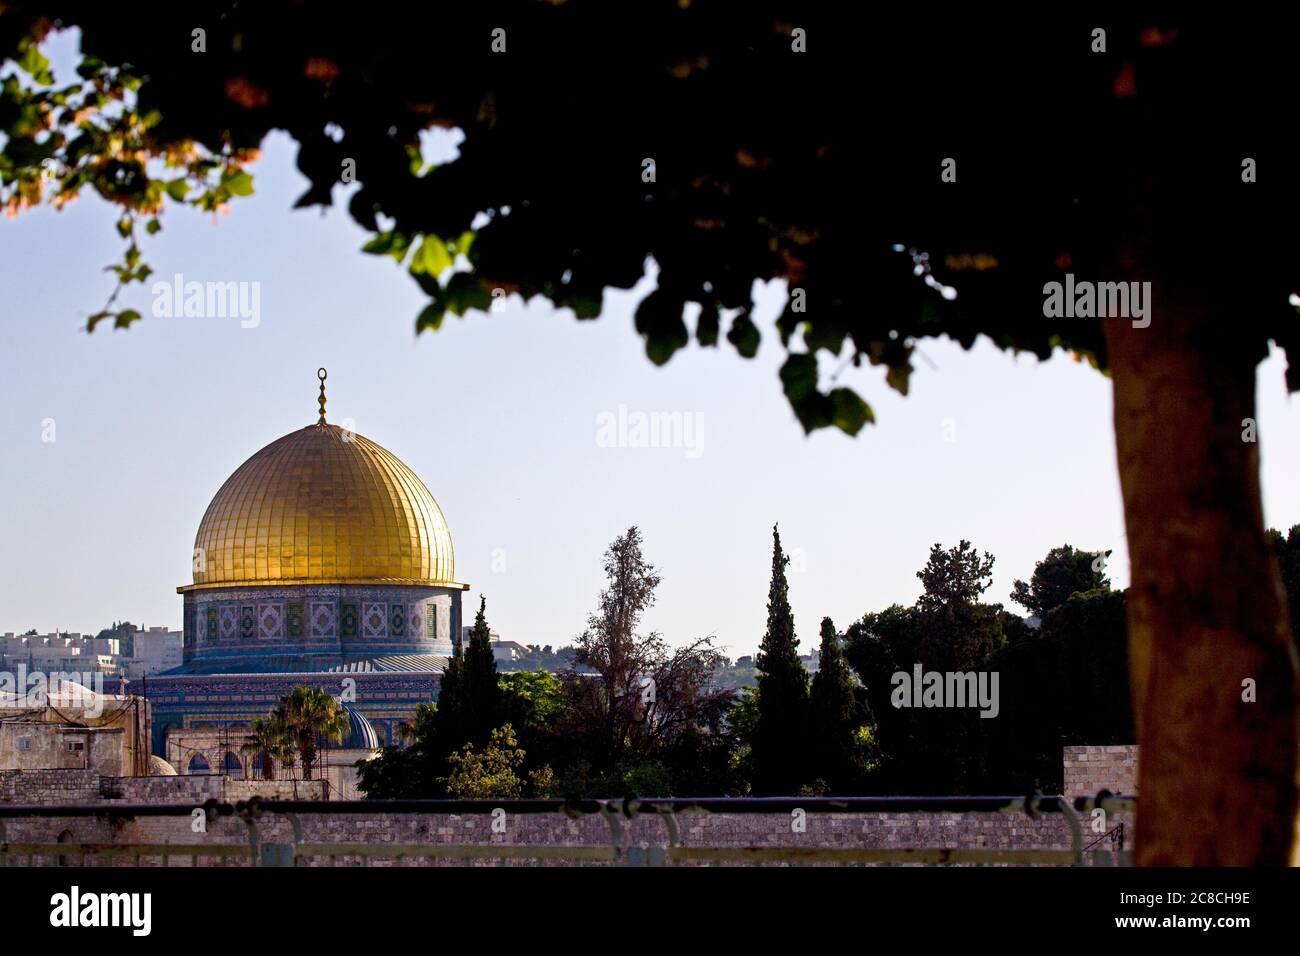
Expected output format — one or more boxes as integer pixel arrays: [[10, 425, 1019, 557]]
[[180, 423, 457, 591]]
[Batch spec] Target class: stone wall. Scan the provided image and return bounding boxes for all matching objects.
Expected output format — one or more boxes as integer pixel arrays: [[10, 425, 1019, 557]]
[[109, 775, 326, 804], [0, 803, 1119, 867], [0, 746, 1137, 865], [0, 768, 101, 804], [0, 769, 322, 805], [1063, 744, 1137, 797]]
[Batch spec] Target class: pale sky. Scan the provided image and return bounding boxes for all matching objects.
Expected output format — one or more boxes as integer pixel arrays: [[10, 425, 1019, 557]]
[[4, 30, 1300, 659]]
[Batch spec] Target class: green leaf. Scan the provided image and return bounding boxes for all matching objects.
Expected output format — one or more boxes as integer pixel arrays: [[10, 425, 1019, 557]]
[[115, 216, 133, 238], [884, 362, 912, 396], [445, 272, 493, 316], [565, 294, 602, 320], [788, 390, 832, 433], [363, 231, 396, 254], [223, 170, 254, 196], [696, 303, 720, 346], [145, 219, 162, 235], [829, 387, 874, 435], [634, 290, 688, 366], [727, 313, 760, 358], [779, 353, 819, 403], [362, 230, 412, 263], [803, 321, 847, 355], [165, 179, 190, 201], [416, 301, 446, 332], [415, 235, 453, 277], [76, 55, 105, 79], [16, 42, 53, 85], [114, 309, 142, 329], [409, 267, 442, 298]]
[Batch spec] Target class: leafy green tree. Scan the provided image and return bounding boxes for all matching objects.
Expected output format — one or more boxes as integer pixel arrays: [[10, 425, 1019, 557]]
[[725, 685, 760, 794], [915, 541, 1006, 672], [498, 670, 567, 780], [982, 588, 1132, 793], [751, 524, 809, 795], [439, 724, 553, 799], [844, 602, 976, 794], [559, 527, 730, 795], [843, 542, 1010, 794], [499, 671, 567, 731], [359, 671, 573, 799], [808, 617, 877, 792], [1010, 545, 1111, 618], [6, 4, 1297, 863], [916, 541, 996, 614]]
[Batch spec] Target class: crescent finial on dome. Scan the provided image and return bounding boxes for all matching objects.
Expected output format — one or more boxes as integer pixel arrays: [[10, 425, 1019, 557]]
[[317, 367, 328, 425]]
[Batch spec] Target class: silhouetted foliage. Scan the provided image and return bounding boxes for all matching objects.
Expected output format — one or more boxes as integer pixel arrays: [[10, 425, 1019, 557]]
[[1010, 545, 1111, 618]]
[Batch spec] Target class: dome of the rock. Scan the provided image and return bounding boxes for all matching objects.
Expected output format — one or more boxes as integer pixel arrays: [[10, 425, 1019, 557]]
[[171, 375, 467, 676], [182, 423, 455, 591]]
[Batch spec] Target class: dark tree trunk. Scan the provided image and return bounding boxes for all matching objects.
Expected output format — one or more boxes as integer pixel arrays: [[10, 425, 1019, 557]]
[[1104, 289, 1299, 865]]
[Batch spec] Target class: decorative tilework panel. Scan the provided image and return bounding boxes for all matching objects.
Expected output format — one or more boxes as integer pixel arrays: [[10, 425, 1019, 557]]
[[204, 606, 216, 644], [362, 602, 387, 638], [340, 603, 358, 639], [219, 606, 238, 641], [287, 601, 304, 638], [258, 603, 284, 640], [240, 606, 256, 640], [436, 604, 450, 642], [310, 602, 336, 638], [408, 604, 423, 639], [390, 603, 405, 637]]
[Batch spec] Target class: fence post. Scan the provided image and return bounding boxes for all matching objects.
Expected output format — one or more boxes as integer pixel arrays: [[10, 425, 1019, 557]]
[[599, 800, 625, 864]]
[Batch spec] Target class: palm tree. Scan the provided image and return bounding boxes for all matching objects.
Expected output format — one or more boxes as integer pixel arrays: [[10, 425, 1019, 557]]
[[269, 706, 298, 779], [240, 718, 271, 780], [241, 716, 294, 781], [279, 687, 349, 780]]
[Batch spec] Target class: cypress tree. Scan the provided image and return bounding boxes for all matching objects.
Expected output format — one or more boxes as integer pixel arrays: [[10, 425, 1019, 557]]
[[436, 619, 468, 753], [809, 616, 873, 792], [463, 594, 502, 745], [751, 524, 809, 794]]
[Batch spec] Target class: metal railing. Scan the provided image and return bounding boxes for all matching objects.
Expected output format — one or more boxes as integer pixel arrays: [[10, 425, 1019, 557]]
[[0, 793, 1136, 867]]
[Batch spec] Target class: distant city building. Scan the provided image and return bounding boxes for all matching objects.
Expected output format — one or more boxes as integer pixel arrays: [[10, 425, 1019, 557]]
[[1, 628, 184, 679], [440, 626, 528, 665], [0, 632, 121, 675], [489, 640, 531, 665], [123, 627, 183, 678], [453, 624, 500, 651]]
